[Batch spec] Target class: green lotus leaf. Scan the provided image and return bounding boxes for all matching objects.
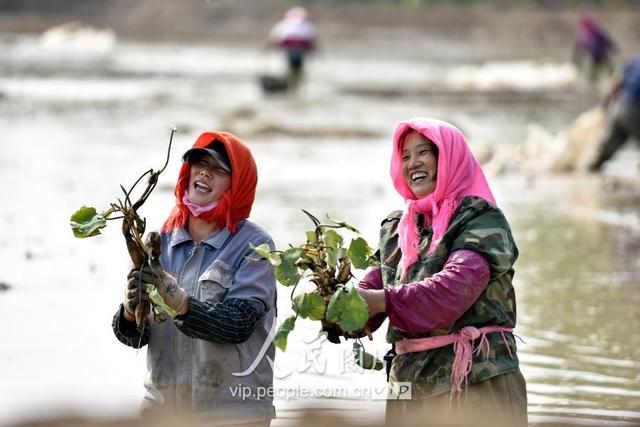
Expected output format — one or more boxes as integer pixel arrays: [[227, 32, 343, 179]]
[[324, 229, 343, 249], [293, 292, 326, 321], [249, 242, 281, 266], [348, 237, 375, 269], [325, 288, 345, 324], [275, 248, 303, 286], [353, 341, 384, 370], [338, 287, 369, 331], [274, 315, 297, 351], [275, 265, 300, 287], [325, 287, 368, 332], [70, 206, 107, 238], [305, 230, 317, 244], [326, 246, 347, 268]]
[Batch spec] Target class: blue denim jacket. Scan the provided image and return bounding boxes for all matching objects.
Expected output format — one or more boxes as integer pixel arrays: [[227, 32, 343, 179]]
[[142, 219, 276, 423]]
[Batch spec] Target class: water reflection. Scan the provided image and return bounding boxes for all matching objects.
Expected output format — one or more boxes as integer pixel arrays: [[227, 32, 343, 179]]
[[499, 177, 640, 425]]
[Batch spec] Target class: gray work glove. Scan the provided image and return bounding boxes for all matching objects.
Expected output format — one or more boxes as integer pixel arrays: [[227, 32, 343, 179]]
[[129, 261, 188, 316]]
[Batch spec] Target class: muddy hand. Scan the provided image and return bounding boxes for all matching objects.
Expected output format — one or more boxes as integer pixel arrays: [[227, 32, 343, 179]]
[[123, 268, 150, 324], [123, 269, 148, 321], [132, 232, 189, 316]]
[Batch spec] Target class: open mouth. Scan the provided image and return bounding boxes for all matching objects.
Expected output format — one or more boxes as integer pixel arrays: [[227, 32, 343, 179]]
[[411, 171, 428, 183], [193, 180, 212, 193]]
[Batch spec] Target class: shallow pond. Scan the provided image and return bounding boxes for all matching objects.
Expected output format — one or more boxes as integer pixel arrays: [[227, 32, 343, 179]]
[[0, 32, 638, 426]]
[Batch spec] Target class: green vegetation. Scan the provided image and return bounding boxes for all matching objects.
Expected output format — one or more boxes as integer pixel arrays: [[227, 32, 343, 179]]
[[252, 210, 383, 369], [70, 126, 177, 327]]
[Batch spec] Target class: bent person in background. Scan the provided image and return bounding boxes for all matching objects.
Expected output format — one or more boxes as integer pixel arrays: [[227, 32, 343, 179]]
[[588, 56, 640, 172], [268, 6, 317, 89], [355, 118, 527, 427], [573, 13, 617, 84], [112, 131, 277, 426]]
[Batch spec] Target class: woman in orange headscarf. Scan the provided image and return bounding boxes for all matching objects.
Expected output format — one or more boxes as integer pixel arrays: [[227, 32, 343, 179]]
[[112, 131, 277, 426]]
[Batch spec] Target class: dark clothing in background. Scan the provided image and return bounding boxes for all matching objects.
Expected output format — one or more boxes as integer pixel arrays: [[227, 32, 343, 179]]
[[590, 57, 640, 170]]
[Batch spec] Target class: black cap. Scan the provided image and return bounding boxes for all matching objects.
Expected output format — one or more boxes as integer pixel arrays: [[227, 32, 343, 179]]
[[182, 142, 231, 173]]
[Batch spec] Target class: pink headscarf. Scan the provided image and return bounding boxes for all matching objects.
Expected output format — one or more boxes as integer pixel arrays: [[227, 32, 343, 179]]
[[390, 118, 496, 279], [579, 12, 597, 33]]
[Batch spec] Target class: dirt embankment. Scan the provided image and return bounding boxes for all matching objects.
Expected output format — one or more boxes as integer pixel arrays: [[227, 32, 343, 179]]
[[1, 0, 639, 59]]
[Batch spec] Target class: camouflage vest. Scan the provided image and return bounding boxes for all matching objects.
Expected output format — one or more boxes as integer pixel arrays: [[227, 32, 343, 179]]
[[379, 196, 521, 397]]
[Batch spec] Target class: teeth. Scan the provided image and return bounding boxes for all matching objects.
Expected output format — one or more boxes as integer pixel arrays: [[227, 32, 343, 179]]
[[194, 181, 212, 192], [411, 172, 427, 181]]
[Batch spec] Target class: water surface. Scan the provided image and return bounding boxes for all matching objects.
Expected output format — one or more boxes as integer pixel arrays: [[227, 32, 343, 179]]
[[0, 33, 638, 426]]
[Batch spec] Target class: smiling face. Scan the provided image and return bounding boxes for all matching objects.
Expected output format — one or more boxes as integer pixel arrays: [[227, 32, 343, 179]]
[[187, 152, 231, 206], [401, 131, 438, 199]]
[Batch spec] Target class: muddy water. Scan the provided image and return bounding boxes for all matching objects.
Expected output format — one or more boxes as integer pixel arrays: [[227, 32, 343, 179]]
[[0, 34, 638, 426]]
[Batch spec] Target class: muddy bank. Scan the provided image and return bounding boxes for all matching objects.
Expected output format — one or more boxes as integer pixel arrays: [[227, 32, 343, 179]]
[[1, 1, 639, 60]]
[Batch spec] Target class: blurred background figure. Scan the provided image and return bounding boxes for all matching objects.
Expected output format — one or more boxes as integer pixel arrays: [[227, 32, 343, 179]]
[[588, 55, 640, 172], [267, 6, 317, 91], [572, 12, 617, 85]]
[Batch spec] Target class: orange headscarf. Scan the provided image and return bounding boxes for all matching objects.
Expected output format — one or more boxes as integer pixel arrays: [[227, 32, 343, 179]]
[[161, 131, 257, 234]]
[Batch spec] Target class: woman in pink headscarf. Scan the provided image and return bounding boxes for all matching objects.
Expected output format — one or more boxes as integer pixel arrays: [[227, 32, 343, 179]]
[[355, 118, 527, 426]]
